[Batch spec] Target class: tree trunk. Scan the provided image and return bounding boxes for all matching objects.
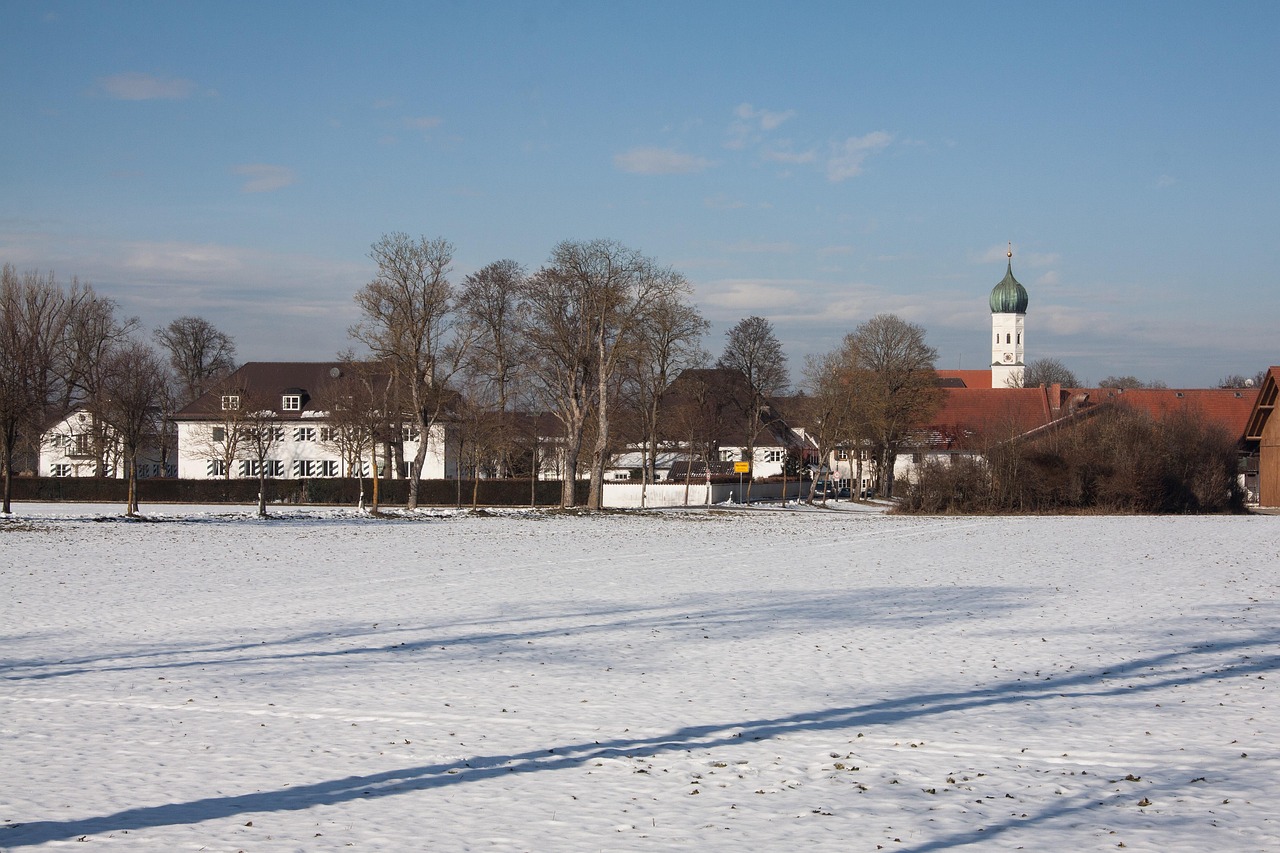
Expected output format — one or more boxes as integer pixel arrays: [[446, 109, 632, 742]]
[[2, 430, 13, 514], [126, 457, 138, 516], [257, 469, 268, 517], [407, 412, 430, 510]]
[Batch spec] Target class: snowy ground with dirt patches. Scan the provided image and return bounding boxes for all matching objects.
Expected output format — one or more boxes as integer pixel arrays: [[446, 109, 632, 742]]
[[2, 502, 1278, 851]]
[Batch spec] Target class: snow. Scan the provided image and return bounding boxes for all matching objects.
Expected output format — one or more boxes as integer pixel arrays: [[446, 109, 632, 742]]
[[2, 502, 1278, 851]]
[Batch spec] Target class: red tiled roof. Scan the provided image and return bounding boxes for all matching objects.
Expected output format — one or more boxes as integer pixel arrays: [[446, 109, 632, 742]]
[[921, 387, 1055, 449], [1074, 386, 1259, 438], [935, 369, 992, 389]]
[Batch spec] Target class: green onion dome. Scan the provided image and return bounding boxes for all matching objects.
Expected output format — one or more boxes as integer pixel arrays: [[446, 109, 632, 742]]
[[989, 251, 1029, 314]]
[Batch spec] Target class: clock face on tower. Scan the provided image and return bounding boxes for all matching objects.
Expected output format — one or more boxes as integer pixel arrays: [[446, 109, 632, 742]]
[[1002, 352, 1014, 363]]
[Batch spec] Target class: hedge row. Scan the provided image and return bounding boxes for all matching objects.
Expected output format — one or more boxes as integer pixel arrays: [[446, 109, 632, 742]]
[[8, 477, 589, 507]]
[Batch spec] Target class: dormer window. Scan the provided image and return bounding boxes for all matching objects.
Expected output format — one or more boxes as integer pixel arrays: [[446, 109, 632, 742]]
[[282, 394, 302, 411], [221, 395, 240, 411]]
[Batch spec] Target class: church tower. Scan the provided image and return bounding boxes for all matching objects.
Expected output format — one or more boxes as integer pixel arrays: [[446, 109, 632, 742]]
[[990, 244, 1029, 388]]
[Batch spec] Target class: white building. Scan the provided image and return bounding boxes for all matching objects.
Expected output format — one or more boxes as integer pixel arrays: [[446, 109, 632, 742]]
[[173, 362, 457, 481], [40, 408, 174, 478]]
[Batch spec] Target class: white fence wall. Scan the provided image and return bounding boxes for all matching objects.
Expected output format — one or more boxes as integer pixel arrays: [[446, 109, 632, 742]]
[[602, 481, 807, 508]]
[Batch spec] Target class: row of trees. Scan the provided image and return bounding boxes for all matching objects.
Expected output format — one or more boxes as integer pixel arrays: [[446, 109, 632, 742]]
[[345, 233, 964, 507], [0, 264, 239, 515], [347, 235, 711, 510]]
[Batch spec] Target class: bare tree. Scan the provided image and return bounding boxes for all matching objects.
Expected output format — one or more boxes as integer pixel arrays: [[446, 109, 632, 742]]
[[838, 314, 942, 499], [1218, 371, 1268, 389], [100, 341, 170, 515], [66, 290, 139, 475], [317, 359, 395, 513], [236, 388, 285, 518], [629, 293, 707, 501], [717, 316, 789, 501], [0, 267, 84, 513], [1099, 375, 1167, 389], [520, 263, 593, 507], [1019, 357, 1080, 389], [801, 352, 855, 503], [351, 233, 470, 510], [521, 240, 689, 508], [458, 259, 528, 477], [154, 316, 237, 406]]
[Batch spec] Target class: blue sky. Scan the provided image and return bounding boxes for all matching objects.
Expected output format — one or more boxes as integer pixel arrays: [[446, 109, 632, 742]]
[[3, 1, 1278, 387]]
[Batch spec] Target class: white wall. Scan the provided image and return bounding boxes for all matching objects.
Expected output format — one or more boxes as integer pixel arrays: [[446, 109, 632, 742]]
[[176, 419, 453, 480], [602, 481, 808, 508]]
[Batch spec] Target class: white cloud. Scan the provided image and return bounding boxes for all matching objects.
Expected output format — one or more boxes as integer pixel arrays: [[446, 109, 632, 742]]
[[763, 145, 817, 165], [231, 164, 297, 193], [734, 102, 796, 131], [699, 279, 802, 312], [613, 147, 713, 175], [96, 72, 197, 101], [1156, 174, 1177, 188], [404, 115, 442, 130], [826, 131, 892, 181]]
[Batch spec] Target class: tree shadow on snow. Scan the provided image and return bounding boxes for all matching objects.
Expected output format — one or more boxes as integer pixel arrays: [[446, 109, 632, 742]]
[[0, 584, 1034, 682], [4, 628, 1278, 847]]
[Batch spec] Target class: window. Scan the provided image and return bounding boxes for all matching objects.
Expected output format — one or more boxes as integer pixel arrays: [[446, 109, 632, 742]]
[[1006, 333, 1011, 344], [763, 449, 784, 463], [71, 434, 92, 456], [282, 394, 301, 411], [207, 459, 226, 477], [1016, 333, 1021, 345], [835, 449, 849, 461], [212, 426, 226, 442], [239, 459, 283, 478], [294, 427, 316, 442], [221, 395, 240, 411], [294, 460, 317, 477], [320, 460, 339, 477], [402, 426, 420, 442], [52, 464, 71, 477], [719, 449, 737, 462], [319, 426, 338, 442]]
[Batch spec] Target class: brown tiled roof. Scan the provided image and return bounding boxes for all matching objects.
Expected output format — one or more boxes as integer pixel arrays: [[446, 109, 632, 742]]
[[173, 362, 346, 421]]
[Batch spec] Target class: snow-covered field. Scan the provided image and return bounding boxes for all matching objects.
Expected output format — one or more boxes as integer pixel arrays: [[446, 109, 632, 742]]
[[2, 502, 1277, 851]]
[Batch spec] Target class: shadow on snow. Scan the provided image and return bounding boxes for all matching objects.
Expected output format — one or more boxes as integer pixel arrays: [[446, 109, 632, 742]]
[[4, 629, 1278, 847]]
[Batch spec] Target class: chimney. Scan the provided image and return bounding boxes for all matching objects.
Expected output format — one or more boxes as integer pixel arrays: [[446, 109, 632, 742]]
[[1049, 382, 1062, 417]]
